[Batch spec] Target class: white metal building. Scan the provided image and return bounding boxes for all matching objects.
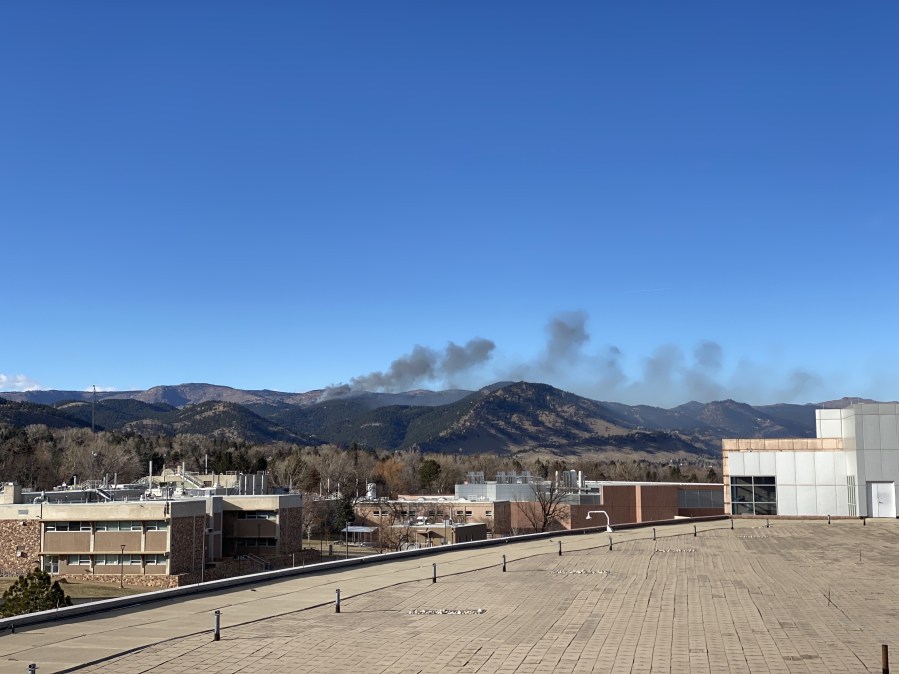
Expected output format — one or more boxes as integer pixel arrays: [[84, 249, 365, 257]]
[[723, 403, 899, 518]]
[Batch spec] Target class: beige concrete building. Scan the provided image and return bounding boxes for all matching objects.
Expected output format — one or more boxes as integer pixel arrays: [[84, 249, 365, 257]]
[[0, 484, 305, 587]]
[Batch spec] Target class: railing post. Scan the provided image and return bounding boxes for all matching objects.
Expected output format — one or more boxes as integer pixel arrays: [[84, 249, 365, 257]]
[[828, 514, 831, 525], [558, 541, 562, 557], [27, 665, 37, 674], [608, 537, 613, 551], [731, 518, 734, 530], [693, 525, 697, 537], [335, 588, 341, 613], [883, 644, 889, 674], [213, 610, 221, 642], [502, 554, 506, 572], [432, 563, 437, 584], [766, 518, 769, 528], [653, 527, 656, 541]]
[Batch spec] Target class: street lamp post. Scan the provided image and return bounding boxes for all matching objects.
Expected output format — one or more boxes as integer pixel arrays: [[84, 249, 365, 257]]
[[585, 510, 613, 532], [119, 544, 126, 588]]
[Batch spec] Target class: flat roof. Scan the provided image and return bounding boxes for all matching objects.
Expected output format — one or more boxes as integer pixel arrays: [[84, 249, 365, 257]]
[[4, 519, 898, 672]]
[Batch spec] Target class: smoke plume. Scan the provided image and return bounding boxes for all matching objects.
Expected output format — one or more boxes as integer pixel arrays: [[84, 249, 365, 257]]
[[331, 312, 833, 406], [348, 338, 495, 392]]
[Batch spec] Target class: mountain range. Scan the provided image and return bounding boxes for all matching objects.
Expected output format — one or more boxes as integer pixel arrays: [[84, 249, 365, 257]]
[[0, 382, 876, 459]]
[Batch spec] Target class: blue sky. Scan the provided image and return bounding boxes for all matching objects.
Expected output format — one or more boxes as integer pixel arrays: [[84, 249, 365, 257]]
[[2, 2, 897, 407]]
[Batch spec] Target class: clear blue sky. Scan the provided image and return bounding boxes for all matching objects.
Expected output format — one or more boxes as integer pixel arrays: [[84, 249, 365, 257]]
[[2, 2, 897, 407]]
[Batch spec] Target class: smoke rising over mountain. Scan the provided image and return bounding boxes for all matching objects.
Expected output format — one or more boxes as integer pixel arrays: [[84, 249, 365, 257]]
[[334, 311, 828, 407], [347, 338, 496, 392]]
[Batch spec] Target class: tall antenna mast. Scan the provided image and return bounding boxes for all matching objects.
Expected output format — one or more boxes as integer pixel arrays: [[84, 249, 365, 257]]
[[91, 384, 97, 433]]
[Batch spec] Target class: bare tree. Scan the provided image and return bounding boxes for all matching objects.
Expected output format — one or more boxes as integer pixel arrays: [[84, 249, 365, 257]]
[[518, 480, 569, 533], [372, 500, 421, 552], [60, 431, 140, 485], [270, 451, 319, 492]]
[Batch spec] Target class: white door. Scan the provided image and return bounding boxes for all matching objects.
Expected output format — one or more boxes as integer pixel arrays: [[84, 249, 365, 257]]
[[867, 482, 897, 517]]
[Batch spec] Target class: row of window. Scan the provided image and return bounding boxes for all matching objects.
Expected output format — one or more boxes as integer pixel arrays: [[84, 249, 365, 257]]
[[372, 509, 483, 517], [45, 520, 168, 532], [98, 520, 168, 531], [677, 489, 725, 509], [65, 554, 167, 566], [236, 511, 277, 520]]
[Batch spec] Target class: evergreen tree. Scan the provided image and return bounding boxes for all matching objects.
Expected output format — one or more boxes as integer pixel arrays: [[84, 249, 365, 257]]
[[1, 568, 72, 617], [334, 493, 356, 533], [418, 459, 441, 491]]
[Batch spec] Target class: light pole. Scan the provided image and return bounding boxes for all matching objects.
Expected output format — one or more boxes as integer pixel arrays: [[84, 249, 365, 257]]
[[585, 510, 613, 532], [119, 544, 126, 588]]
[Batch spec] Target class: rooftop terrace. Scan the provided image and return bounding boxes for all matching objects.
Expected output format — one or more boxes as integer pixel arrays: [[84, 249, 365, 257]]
[[2, 518, 897, 673]]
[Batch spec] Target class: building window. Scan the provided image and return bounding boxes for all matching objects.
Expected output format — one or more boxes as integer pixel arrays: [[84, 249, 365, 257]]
[[485, 511, 493, 517], [678, 489, 725, 509], [145, 554, 167, 565], [47, 522, 90, 532], [67, 555, 91, 566], [96, 554, 142, 565], [96, 521, 144, 532], [145, 520, 168, 531], [731, 476, 777, 515], [237, 511, 277, 520]]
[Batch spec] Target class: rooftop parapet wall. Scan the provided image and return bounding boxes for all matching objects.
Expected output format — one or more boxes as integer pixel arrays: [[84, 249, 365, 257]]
[[722, 438, 843, 452]]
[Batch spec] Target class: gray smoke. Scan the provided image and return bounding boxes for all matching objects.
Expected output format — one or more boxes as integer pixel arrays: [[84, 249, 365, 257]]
[[501, 314, 826, 406], [775, 369, 824, 402], [544, 311, 589, 365], [348, 338, 495, 392], [443, 338, 496, 375], [328, 311, 831, 406]]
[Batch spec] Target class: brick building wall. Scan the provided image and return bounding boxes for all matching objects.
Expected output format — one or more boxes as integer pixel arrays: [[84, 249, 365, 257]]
[[0, 520, 41, 576]]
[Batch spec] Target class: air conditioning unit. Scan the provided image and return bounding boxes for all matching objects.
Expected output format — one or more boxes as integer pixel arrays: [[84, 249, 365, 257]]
[[16, 550, 26, 558]]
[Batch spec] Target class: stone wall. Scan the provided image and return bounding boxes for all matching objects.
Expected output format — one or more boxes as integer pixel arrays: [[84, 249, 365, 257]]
[[169, 515, 205, 575], [0, 520, 42, 577], [56, 573, 182, 589], [278, 506, 302, 554]]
